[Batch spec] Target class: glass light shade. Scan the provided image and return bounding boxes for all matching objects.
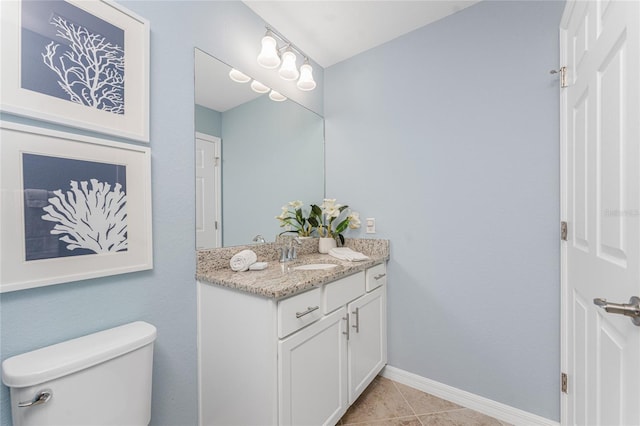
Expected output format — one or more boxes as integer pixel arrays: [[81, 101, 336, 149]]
[[257, 34, 280, 69], [269, 90, 287, 102], [296, 63, 316, 91], [278, 49, 299, 81], [228, 68, 250, 83], [250, 80, 270, 94]]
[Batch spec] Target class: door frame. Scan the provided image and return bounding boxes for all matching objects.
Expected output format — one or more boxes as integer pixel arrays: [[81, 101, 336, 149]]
[[559, 3, 572, 424]]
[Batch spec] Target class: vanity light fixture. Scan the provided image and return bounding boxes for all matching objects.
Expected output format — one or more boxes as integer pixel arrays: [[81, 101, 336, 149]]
[[256, 26, 316, 92], [227, 73, 284, 103], [250, 80, 270, 94], [228, 68, 250, 83], [278, 47, 299, 81], [297, 59, 316, 91], [269, 90, 287, 102], [257, 30, 281, 69]]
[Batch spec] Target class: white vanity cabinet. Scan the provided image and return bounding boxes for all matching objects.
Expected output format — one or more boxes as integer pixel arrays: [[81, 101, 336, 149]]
[[347, 285, 386, 404], [278, 307, 348, 426], [197, 263, 387, 426], [349, 262, 387, 402]]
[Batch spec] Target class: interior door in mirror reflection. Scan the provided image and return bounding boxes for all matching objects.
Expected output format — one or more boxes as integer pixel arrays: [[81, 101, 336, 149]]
[[195, 133, 221, 249]]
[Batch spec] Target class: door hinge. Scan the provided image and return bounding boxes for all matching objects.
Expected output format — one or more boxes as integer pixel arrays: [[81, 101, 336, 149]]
[[214, 221, 219, 230], [214, 156, 220, 167], [561, 372, 568, 393], [550, 66, 568, 88], [561, 221, 568, 241]]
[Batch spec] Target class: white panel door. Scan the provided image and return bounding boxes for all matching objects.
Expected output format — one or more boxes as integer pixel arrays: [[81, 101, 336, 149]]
[[561, 1, 640, 425], [278, 307, 348, 426], [195, 134, 221, 249]]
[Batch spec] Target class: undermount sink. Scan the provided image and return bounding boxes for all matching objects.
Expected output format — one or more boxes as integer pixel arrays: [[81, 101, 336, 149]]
[[293, 263, 338, 271]]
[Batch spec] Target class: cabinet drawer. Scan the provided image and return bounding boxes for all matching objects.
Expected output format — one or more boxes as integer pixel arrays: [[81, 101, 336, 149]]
[[366, 263, 386, 292], [278, 287, 322, 338], [323, 271, 365, 314]]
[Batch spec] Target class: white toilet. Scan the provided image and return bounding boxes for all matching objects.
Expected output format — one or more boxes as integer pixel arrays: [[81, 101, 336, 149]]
[[2, 321, 157, 426]]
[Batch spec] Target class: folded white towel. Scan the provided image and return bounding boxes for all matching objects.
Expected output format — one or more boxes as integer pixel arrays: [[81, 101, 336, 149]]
[[230, 249, 257, 272], [328, 247, 369, 262]]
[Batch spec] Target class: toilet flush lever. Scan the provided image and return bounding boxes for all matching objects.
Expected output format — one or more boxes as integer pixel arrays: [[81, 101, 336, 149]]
[[18, 389, 52, 408]]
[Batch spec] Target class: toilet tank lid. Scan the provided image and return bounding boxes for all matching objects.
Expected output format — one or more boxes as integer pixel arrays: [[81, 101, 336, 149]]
[[2, 321, 157, 388]]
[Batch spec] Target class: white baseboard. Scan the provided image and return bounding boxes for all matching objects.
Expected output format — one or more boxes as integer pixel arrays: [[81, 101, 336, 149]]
[[381, 365, 559, 426]]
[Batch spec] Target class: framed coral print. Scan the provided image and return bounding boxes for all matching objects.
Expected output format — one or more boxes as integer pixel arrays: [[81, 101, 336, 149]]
[[0, 0, 150, 142], [0, 122, 153, 292]]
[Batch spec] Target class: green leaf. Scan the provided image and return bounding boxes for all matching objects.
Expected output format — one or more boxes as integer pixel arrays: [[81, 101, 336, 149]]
[[334, 218, 349, 234]]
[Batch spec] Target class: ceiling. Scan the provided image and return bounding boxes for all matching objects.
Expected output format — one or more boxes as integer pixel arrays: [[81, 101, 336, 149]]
[[242, 1, 480, 68], [195, 48, 262, 112]]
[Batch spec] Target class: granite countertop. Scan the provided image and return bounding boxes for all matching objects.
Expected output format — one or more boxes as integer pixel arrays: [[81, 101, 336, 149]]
[[196, 238, 389, 299]]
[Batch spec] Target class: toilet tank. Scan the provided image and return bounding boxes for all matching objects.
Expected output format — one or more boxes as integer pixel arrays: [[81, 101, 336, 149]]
[[2, 321, 157, 426]]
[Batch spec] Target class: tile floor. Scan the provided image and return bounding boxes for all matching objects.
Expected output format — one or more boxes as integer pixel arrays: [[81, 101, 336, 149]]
[[338, 376, 511, 426]]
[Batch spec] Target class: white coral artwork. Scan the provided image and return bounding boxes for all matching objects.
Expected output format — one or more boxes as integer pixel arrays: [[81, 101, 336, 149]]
[[42, 14, 125, 114], [41, 179, 128, 253]]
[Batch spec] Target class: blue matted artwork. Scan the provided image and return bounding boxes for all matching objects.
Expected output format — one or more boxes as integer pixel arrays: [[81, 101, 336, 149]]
[[21, 0, 125, 114], [22, 153, 127, 261]]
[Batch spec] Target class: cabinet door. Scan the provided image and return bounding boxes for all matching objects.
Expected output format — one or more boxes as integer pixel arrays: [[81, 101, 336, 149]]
[[348, 285, 387, 404], [278, 307, 348, 426]]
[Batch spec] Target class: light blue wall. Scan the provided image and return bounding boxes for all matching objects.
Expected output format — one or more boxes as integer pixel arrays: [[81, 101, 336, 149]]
[[195, 104, 222, 137], [221, 95, 324, 246], [1, 0, 565, 423], [325, 0, 563, 421], [0, 2, 323, 425]]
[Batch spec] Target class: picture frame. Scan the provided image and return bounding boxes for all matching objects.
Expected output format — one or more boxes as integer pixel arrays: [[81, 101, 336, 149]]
[[0, 122, 153, 293], [0, 0, 150, 142]]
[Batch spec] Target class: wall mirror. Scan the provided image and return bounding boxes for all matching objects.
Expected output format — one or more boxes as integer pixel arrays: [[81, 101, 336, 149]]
[[194, 48, 325, 249]]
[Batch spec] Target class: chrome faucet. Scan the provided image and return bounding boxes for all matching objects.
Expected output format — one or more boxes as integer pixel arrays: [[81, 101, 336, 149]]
[[252, 234, 266, 243], [280, 236, 302, 262]]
